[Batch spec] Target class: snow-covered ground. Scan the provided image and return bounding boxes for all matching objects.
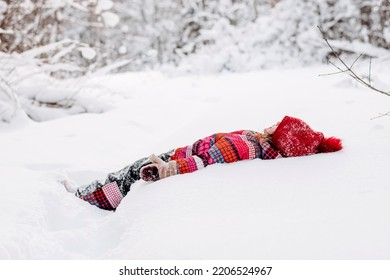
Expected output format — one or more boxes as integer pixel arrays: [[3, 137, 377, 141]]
[[0, 65, 389, 259]]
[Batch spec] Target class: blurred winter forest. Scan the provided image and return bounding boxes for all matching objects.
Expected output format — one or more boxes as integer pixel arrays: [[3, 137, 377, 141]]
[[0, 0, 389, 122]]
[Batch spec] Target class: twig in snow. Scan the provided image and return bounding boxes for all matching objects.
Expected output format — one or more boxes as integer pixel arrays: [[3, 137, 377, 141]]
[[370, 111, 390, 120], [317, 25, 390, 98]]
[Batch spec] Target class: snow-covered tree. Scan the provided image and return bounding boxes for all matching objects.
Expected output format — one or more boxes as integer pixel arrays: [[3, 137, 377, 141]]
[[1, 0, 388, 73], [1, 0, 389, 122]]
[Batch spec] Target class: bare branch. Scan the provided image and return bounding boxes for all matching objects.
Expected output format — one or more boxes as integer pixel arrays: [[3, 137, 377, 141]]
[[318, 69, 349, 76], [317, 26, 390, 98], [370, 111, 390, 120], [369, 57, 372, 85], [327, 60, 357, 80], [350, 54, 363, 69]]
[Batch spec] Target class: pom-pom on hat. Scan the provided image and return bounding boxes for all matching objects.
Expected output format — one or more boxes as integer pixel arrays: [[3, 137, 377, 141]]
[[272, 116, 342, 157]]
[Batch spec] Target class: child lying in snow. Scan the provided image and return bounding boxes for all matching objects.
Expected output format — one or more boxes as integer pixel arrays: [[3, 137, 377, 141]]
[[63, 116, 342, 211]]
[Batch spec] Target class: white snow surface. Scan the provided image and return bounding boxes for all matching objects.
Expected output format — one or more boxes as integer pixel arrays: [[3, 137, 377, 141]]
[[79, 47, 97, 60], [101, 11, 120, 28], [0, 66, 389, 259]]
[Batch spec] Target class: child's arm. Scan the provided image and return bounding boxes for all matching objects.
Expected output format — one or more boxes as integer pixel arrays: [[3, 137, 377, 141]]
[[170, 134, 283, 175], [141, 153, 208, 180], [171, 133, 225, 159], [174, 155, 208, 175], [171, 130, 250, 160], [143, 133, 224, 179], [142, 130, 283, 181]]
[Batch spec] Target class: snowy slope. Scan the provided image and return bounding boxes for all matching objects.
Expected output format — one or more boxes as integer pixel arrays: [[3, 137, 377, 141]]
[[0, 66, 389, 259]]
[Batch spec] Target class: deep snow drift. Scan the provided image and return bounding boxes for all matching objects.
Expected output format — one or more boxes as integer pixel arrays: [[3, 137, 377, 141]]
[[0, 66, 389, 259]]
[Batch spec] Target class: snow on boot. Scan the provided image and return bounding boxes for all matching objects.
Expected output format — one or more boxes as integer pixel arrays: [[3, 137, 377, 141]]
[[61, 179, 78, 193]]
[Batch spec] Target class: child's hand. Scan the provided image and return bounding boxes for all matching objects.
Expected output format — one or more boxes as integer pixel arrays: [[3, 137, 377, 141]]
[[141, 154, 177, 181]]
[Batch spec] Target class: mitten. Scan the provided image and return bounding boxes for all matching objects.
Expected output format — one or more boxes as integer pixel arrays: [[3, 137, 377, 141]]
[[140, 154, 177, 182]]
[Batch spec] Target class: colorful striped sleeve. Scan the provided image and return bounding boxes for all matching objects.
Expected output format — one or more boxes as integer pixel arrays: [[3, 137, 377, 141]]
[[171, 133, 226, 160], [260, 142, 283, 160], [175, 155, 207, 175], [171, 130, 284, 175]]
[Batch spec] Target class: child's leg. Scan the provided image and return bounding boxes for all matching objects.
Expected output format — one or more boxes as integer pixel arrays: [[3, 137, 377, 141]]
[[75, 150, 174, 211]]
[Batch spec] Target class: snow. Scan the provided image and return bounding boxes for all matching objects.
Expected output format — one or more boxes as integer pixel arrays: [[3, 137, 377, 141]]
[[79, 47, 97, 60], [101, 11, 120, 28], [118, 45, 127, 55], [0, 28, 13, 35], [20, 39, 74, 59], [95, 0, 114, 14], [0, 1, 7, 14], [0, 65, 390, 259], [329, 40, 390, 58], [0, 52, 118, 123]]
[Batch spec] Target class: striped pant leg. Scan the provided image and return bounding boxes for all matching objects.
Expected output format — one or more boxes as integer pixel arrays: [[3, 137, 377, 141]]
[[75, 150, 174, 211]]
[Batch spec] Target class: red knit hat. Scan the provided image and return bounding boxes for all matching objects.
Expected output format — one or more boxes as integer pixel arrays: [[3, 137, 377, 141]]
[[272, 116, 342, 157]]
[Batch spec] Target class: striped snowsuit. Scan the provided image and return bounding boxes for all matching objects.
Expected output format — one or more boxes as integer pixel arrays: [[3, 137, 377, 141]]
[[75, 130, 283, 211]]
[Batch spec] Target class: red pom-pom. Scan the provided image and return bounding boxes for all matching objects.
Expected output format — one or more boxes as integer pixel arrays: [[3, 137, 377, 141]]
[[318, 137, 343, 153]]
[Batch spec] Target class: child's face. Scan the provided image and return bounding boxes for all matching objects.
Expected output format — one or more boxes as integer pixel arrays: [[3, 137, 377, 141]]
[[264, 122, 280, 135]]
